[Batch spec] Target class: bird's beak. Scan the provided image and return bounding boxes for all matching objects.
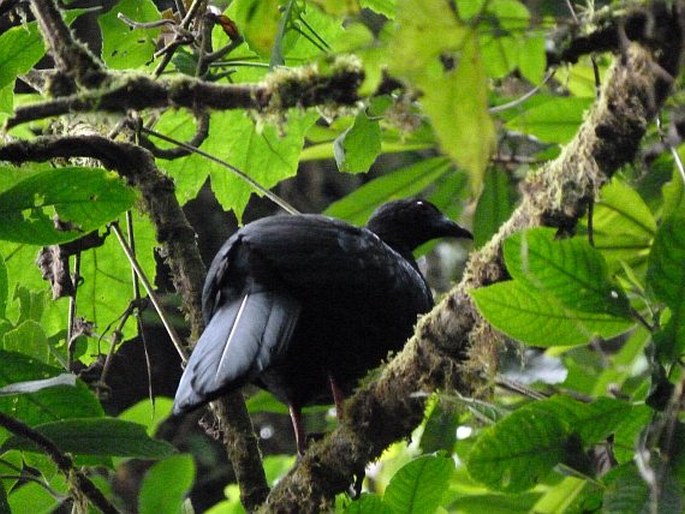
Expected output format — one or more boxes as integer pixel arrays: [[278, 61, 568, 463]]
[[441, 216, 473, 240]]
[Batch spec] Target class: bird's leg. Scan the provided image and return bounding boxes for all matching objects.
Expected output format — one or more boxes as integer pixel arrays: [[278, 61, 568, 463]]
[[288, 404, 307, 455], [329, 375, 346, 420]]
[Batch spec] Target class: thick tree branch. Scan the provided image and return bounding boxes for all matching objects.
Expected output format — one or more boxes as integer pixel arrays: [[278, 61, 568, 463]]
[[262, 4, 683, 512], [6, 58, 364, 129]]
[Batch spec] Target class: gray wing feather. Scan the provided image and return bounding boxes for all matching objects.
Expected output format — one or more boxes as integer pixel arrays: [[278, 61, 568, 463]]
[[173, 290, 301, 415]]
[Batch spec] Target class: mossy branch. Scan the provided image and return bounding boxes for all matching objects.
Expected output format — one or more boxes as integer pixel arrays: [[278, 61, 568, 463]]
[[261, 4, 683, 512]]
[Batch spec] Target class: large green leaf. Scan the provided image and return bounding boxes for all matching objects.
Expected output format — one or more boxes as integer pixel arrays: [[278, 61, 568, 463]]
[[160, 109, 317, 219], [471, 281, 633, 347], [139, 454, 195, 514], [503, 228, 631, 317], [472, 228, 634, 346], [1, 418, 176, 459], [0, 166, 136, 245], [383, 454, 454, 514], [387, 0, 494, 190], [542, 396, 632, 445]]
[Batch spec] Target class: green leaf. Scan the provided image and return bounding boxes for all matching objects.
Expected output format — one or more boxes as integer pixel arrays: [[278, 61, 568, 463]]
[[508, 97, 593, 144], [0, 166, 136, 245], [389, 0, 466, 79], [383, 454, 454, 514], [139, 454, 195, 514], [467, 404, 571, 493], [0, 22, 45, 90], [662, 167, 685, 219], [7, 480, 57, 514], [99, 0, 161, 69], [160, 109, 317, 219], [473, 167, 515, 247], [503, 228, 632, 317], [0, 350, 103, 427], [325, 157, 453, 225], [359, 0, 396, 18], [518, 34, 546, 84], [387, 0, 494, 189], [581, 178, 656, 271], [333, 111, 381, 173], [417, 33, 494, 191], [2, 418, 176, 459], [471, 281, 633, 347]]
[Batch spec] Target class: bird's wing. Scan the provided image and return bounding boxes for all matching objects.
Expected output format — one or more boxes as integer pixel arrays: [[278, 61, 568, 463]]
[[173, 289, 301, 415]]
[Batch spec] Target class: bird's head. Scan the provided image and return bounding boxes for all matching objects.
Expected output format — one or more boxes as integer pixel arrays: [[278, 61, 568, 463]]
[[366, 198, 472, 256]]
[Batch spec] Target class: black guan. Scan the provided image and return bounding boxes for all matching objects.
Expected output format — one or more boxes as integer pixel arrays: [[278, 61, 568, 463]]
[[173, 198, 472, 453]]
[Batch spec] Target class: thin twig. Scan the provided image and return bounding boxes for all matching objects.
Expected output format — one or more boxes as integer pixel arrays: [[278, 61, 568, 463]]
[[110, 222, 188, 362], [66, 251, 80, 370], [117, 13, 176, 29], [489, 69, 555, 114], [125, 211, 156, 406]]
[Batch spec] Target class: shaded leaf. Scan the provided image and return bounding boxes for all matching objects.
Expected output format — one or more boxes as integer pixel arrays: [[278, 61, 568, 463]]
[[2, 418, 176, 459], [581, 178, 656, 271], [467, 405, 570, 493]]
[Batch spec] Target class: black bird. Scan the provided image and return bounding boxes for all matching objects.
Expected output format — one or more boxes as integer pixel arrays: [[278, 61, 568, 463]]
[[173, 198, 472, 453]]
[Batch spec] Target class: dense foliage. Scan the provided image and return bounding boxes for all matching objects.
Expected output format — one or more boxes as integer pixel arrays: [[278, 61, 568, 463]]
[[0, 0, 684, 512]]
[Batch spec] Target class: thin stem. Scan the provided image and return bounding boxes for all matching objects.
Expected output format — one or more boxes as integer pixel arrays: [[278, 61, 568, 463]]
[[110, 222, 188, 362]]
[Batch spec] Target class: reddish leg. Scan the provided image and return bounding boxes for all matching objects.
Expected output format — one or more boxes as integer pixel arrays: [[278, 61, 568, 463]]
[[329, 375, 346, 420], [288, 404, 307, 455]]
